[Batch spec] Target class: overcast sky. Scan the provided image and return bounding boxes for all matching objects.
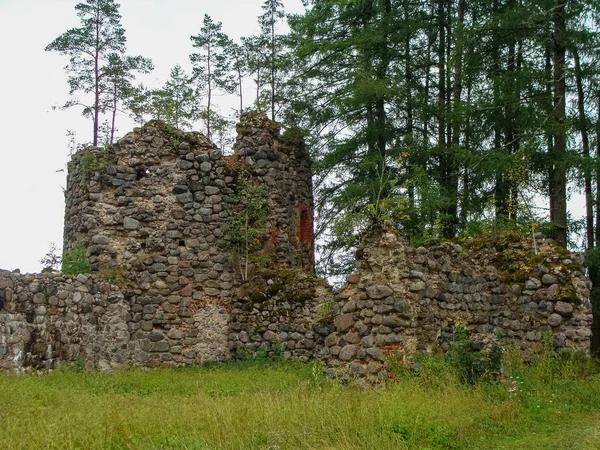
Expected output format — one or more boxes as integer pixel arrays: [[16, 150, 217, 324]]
[[0, 0, 304, 273]]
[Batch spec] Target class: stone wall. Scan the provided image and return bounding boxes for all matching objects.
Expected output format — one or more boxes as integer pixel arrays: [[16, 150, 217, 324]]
[[229, 269, 332, 360], [0, 113, 318, 372], [322, 226, 593, 382], [232, 115, 315, 272], [63, 120, 234, 366], [0, 114, 595, 376], [0, 270, 130, 372]]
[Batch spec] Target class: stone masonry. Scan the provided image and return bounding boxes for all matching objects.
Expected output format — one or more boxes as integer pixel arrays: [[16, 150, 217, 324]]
[[1, 113, 318, 371], [0, 115, 594, 376], [321, 225, 593, 382]]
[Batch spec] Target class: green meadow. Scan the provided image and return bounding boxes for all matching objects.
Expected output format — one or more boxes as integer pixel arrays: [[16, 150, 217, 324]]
[[1, 350, 599, 450]]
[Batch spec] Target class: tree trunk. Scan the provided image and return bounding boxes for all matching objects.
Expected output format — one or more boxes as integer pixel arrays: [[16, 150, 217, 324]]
[[207, 42, 212, 139], [573, 47, 594, 249], [93, 3, 101, 147], [596, 93, 600, 246], [545, 46, 555, 225], [438, 0, 456, 238], [271, 17, 276, 121], [423, 26, 432, 151], [504, 0, 517, 220], [404, 3, 415, 222], [438, 0, 447, 223], [492, 0, 507, 219], [238, 67, 243, 115], [589, 268, 600, 356], [110, 82, 117, 145], [593, 93, 600, 356], [510, 38, 523, 218], [461, 40, 474, 225], [452, 0, 464, 226], [550, 0, 568, 248], [256, 67, 261, 107]]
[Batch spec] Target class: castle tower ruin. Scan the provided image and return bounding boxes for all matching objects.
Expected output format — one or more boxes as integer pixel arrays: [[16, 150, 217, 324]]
[[59, 112, 315, 367]]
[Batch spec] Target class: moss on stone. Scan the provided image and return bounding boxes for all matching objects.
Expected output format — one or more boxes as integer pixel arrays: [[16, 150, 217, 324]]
[[237, 268, 321, 306], [75, 148, 111, 181], [236, 112, 281, 137], [459, 230, 577, 287], [558, 285, 581, 304]]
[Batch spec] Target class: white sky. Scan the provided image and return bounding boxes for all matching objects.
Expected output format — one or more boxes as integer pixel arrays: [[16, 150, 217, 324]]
[[0, 0, 304, 273], [0, 0, 586, 274]]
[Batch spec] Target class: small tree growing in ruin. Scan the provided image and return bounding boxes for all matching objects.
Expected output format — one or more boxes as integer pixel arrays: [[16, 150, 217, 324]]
[[223, 177, 271, 281]]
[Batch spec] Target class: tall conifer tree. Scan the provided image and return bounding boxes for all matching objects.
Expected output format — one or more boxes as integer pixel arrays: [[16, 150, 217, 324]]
[[46, 0, 127, 146]]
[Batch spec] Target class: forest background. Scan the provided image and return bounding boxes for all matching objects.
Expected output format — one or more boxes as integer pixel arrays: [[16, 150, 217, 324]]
[[1, 0, 598, 285]]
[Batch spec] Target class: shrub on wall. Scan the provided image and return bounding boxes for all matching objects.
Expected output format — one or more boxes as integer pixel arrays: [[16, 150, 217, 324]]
[[62, 242, 90, 275]]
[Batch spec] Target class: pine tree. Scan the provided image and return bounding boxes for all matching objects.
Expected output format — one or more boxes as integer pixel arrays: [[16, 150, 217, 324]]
[[161, 65, 199, 130], [550, 0, 568, 247], [102, 53, 153, 143], [258, 0, 286, 121], [190, 14, 232, 140], [45, 0, 127, 147], [226, 41, 248, 115]]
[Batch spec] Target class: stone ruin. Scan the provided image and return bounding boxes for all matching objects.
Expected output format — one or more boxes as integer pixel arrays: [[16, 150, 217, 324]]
[[0, 113, 594, 380]]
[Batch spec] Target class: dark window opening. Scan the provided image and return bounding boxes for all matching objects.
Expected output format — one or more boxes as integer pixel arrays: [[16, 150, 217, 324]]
[[136, 167, 149, 180], [179, 240, 185, 247]]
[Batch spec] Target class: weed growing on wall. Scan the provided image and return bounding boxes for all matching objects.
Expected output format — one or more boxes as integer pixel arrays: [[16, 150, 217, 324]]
[[98, 266, 132, 287], [62, 242, 90, 275], [317, 301, 334, 323], [78, 149, 110, 180], [222, 176, 271, 281]]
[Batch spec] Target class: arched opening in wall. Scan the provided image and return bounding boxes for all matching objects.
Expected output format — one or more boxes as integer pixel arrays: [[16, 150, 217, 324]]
[[299, 209, 312, 244]]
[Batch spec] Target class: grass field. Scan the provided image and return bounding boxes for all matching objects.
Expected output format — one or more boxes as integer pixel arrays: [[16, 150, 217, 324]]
[[1, 349, 599, 450]]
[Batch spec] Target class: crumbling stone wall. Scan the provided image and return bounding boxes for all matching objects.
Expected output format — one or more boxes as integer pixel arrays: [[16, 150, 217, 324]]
[[63, 121, 233, 367], [1, 113, 317, 372], [322, 226, 593, 382], [0, 270, 130, 372], [229, 269, 332, 360], [232, 115, 315, 272], [0, 114, 594, 376]]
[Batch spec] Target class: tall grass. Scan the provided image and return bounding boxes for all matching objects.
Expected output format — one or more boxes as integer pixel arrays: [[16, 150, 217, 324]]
[[1, 354, 599, 450]]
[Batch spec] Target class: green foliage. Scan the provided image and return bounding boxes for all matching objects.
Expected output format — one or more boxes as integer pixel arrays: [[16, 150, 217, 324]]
[[285, 0, 600, 275], [62, 242, 90, 275], [445, 325, 504, 386], [584, 247, 600, 274], [280, 125, 307, 146], [317, 301, 334, 324], [222, 176, 271, 281], [98, 266, 131, 287], [72, 355, 85, 372], [254, 347, 268, 362], [78, 149, 109, 180], [238, 268, 320, 305], [584, 247, 600, 316]]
